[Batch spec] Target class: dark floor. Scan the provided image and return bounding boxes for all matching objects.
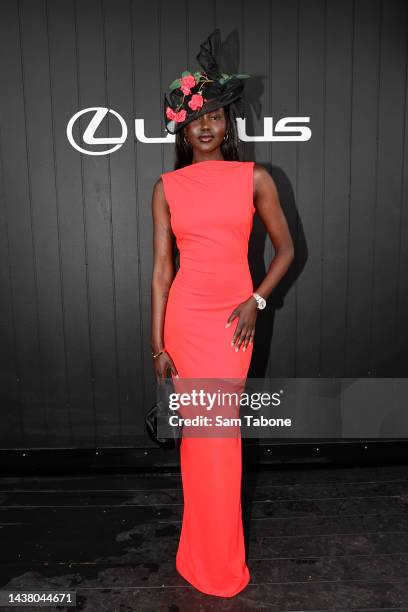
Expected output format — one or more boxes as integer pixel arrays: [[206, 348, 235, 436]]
[[1, 462, 408, 611]]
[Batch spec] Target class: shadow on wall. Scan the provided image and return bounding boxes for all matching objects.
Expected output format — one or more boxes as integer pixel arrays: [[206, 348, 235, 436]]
[[248, 163, 306, 379]]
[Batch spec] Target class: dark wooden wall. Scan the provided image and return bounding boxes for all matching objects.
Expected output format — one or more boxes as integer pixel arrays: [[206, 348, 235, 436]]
[[0, 0, 407, 449]]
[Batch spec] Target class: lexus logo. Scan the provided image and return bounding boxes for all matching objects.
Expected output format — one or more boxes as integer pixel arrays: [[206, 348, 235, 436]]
[[67, 107, 311, 156], [66, 107, 128, 155]]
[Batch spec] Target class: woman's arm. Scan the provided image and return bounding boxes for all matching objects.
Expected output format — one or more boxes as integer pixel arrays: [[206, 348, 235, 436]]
[[252, 163, 294, 299], [150, 178, 178, 378], [226, 163, 296, 352]]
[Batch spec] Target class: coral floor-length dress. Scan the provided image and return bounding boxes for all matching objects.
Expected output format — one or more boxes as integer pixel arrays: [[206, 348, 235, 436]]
[[161, 159, 255, 597]]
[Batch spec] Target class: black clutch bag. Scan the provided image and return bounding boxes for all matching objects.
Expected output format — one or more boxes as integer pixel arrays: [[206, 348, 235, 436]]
[[145, 377, 182, 450]]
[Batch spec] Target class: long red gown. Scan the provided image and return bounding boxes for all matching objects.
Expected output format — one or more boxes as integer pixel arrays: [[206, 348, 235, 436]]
[[161, 159, 255, 597]]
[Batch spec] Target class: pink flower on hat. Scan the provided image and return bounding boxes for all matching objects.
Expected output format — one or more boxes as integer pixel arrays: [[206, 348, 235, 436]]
[[188, 94, 204, 111], [166, 106, 187, 124], [175, 109, 187, 122], [180, 74, 196, 95]]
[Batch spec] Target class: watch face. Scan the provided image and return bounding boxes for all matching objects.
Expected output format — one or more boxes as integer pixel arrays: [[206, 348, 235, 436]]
[[258, 298, 266, 309]]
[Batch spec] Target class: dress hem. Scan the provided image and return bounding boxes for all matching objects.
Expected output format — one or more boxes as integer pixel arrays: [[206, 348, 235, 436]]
[[176, 562, 251, 598]]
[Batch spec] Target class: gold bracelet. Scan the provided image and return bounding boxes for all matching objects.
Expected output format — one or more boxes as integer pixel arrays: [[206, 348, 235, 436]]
[[152, 348, 166, 359]]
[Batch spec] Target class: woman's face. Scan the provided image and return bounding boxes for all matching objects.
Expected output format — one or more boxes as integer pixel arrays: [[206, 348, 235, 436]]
[[184, 107, 227, 152]]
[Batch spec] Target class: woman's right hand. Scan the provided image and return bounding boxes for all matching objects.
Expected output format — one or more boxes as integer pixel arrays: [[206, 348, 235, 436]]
[[153, 350, 179, 381]]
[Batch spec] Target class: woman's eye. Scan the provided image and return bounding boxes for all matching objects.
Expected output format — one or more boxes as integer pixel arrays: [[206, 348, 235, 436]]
[[211, 115, 221, 119]]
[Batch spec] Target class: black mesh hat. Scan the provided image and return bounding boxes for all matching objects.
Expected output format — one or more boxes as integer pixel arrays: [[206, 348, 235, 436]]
[[163, 29, 250, 135]]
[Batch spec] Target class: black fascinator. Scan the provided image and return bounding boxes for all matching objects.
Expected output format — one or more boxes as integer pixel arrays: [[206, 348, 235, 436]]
[[163, 29, 250, 135]]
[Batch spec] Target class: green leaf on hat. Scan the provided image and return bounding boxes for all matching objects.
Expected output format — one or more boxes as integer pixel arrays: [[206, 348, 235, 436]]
[[234, 74, 251, 78], [169, 78, 182, 91]]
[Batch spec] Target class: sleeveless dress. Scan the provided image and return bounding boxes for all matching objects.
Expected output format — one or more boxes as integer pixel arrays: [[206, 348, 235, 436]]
[[161, 159, 255, 597]]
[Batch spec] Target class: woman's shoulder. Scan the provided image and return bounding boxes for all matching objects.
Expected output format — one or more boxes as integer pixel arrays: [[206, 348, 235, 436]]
[[253, 161, 266, 173], [252, 162, 279, 196], [253, 161, 273, 182], [152, 175, 167, 198]]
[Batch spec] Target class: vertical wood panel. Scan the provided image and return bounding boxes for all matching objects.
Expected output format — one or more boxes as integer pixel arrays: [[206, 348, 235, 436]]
[[161, 0, 188, 172], [321, 0, 354, 376], [243, 0, 273, 378], [0, 0, 45, 446], [268, 0, 299, 377], [75, 0, 120, 443], [371, 0, 407, 376], [0, 122, 20, 442], [47, 0, 94, 446], [397, 8, 408, 377], [131, 0, 164, 435], [103, 0, 144, 442], [346, 0, 381, 376], [188, 2, 215, 78], [19, 0, 70, 444], [296, 0, 325, 376]]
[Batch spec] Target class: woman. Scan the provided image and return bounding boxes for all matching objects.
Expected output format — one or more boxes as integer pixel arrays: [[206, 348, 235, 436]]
[[150, 31, 294, 597]]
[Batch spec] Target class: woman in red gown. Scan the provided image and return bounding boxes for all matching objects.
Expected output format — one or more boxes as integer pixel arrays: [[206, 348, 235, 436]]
[[150, 30, 294, 598]]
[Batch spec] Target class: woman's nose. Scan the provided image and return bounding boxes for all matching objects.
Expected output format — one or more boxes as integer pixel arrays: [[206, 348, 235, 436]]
[[199, 115, 210, 127]]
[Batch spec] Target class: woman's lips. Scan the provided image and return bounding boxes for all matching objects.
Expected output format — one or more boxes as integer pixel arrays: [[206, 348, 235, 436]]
[[199, 135, 213, 142]]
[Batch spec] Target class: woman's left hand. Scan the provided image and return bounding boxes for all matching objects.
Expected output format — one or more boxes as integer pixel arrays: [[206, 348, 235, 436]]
[[225, 297, 258, 352]]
